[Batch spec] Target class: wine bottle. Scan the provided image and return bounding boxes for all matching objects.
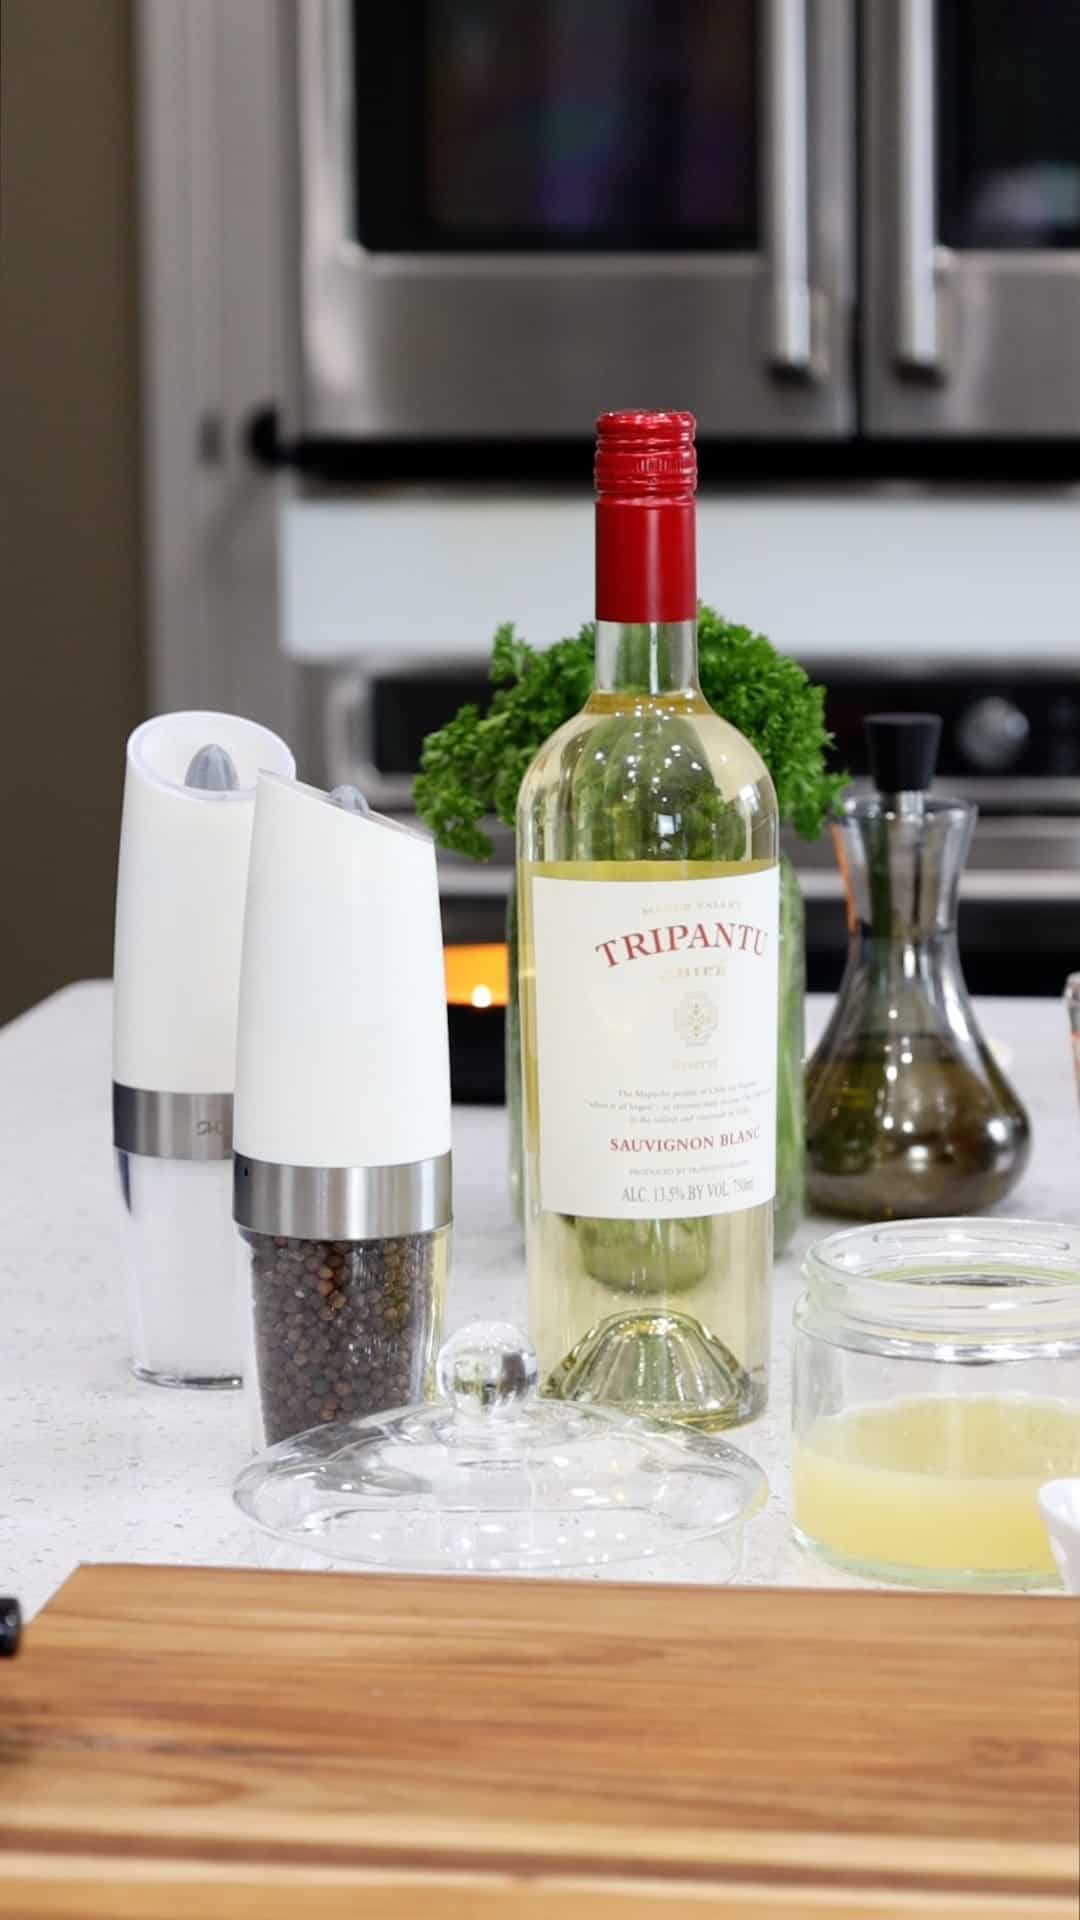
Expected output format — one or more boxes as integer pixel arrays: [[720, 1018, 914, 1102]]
[[516, 411, 779, 1429]]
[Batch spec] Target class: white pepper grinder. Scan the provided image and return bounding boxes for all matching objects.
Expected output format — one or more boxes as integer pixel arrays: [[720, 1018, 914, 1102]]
[[112, 712, 296, 1386], [232, 774, 452, 1449]]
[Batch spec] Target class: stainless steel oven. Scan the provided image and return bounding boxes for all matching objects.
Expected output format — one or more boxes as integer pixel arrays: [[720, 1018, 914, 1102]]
[[297, 0, 854, 438], [864, 1, 1080, 435], [295, 0, 1080, 444]]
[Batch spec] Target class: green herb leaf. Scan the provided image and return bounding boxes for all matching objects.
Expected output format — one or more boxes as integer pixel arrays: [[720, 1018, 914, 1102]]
[[695, 609, 848, 841], [414, 608, 847, 858]]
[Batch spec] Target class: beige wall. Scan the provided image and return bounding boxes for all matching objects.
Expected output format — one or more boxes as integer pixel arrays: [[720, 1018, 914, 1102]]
[[0, 0, 144, 1024]]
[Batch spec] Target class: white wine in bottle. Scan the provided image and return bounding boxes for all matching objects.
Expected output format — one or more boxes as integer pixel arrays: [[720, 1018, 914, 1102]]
[[516, 411, 779, 1428]]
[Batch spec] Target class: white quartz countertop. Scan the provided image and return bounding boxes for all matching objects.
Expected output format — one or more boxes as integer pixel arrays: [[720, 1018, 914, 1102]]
[[2, 982, 1077, 1618]]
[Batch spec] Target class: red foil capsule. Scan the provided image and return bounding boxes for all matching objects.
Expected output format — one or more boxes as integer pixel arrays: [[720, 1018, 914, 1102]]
[[594, 410, 698, 625]]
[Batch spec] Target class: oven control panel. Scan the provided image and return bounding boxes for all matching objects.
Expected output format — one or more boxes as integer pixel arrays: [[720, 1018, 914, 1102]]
[[336, 659, 1080, 807], [818, 665, 1079, 789]]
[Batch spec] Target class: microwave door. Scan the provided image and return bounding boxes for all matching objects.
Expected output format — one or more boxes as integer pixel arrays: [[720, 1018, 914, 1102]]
[[298, 0, 854, 439], [862, 0, 1080, 436]]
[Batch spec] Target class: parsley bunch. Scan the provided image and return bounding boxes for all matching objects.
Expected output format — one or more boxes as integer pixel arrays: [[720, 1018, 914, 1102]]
[[414, 607, 846, 859]]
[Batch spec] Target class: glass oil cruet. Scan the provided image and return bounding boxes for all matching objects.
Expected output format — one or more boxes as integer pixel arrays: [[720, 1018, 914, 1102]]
[[805, 713, 1031, 1219]]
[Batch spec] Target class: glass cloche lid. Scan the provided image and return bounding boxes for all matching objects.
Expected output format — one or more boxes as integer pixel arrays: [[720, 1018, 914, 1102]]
[[234, 1322, 767, 1577]]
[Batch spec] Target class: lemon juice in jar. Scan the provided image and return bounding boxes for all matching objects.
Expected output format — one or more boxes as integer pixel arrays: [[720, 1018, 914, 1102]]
[[792, 1220, 1080, 1588], [794, 1393, 1080, 1581]]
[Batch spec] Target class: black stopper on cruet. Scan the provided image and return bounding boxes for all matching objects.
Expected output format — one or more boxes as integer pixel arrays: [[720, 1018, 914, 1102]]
[[865, 713, 942, 795], [0, 1596, 21, 1657]]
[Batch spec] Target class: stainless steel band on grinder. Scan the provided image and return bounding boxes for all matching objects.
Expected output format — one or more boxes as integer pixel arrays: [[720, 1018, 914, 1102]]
[[114, 1085, 453, 1238], [112, 1083, 233, 1161], [233, 1151, 453, 1241]]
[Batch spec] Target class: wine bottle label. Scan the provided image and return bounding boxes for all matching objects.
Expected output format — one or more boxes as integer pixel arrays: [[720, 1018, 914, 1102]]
[[530, 863, 779, 1221]]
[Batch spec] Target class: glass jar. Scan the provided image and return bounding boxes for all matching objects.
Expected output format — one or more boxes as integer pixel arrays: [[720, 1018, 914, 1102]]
[[792, 1218, 1080, 1589], [506, 855, 805, 1247]]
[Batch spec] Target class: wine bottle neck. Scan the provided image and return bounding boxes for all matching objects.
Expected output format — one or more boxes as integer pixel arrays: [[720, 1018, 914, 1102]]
[[593, 620, 699, 695], [593, 491, 698, 694], [594, 493, 697, 627]]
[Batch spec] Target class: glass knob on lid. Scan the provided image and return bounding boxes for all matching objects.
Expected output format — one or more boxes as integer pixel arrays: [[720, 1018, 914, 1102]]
[[234, 1321, 766, 1578], [436, 1321, 538, 1416]]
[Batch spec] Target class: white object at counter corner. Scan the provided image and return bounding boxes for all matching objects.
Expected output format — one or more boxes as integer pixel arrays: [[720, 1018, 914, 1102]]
[[112, 711, 296, 1094], [233, 773, 451, 1170], [1038, 1481, 1080, 1593]]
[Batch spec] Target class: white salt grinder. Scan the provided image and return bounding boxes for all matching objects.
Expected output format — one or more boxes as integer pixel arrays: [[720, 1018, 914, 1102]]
[[112, 712, 296, 1387], [233, 776, 452, 1449]]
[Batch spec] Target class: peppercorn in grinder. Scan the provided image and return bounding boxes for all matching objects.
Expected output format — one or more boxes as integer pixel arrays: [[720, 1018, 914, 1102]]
[[112, 713, 296, 1385], [232, 775, 452, 1448]]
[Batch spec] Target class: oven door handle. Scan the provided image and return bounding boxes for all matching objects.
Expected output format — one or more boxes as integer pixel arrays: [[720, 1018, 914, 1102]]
[[763, 0, 816, 375], [896, 0, 945, 373]]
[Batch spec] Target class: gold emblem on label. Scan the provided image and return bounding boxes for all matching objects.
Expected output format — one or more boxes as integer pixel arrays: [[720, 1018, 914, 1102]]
[[675, 990, 718, 1047]]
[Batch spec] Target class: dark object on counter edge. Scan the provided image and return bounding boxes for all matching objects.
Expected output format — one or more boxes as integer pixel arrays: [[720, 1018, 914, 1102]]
[[1, 1596, 21, 1656]]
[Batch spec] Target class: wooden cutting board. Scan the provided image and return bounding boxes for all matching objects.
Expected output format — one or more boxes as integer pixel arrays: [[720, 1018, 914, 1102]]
[[0, 1564, 1076, 1917]]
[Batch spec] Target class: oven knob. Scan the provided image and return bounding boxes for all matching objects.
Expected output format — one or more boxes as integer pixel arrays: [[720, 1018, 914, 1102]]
[[956, 696, 1030, 772]]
